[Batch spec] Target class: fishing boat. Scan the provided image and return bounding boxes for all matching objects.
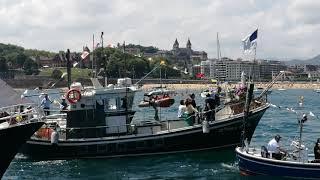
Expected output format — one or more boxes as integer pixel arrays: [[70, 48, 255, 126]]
[[0, 79, 44, 178], [236, 114, 320, 179], [0, 104, 44, 178], [19, 75, 270, 160]]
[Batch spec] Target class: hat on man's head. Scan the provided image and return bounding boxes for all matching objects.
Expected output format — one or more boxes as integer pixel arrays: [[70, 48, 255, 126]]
[[275, 134, 281, 140], [317, 138, 320, 144]]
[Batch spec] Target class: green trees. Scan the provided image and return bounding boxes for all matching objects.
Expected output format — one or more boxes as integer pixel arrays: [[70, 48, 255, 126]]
[[94, 47, 150, 78], [23, 57, 39, 75], [0, 43, 40, 74], [0, 56, 8, 72]]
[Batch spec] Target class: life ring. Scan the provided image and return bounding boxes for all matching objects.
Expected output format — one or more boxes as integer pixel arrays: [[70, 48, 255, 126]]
[[66, 89, 81, 104]]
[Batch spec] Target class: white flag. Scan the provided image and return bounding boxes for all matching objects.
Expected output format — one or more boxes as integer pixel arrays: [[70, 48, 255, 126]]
[[242, 29, 258, 53]]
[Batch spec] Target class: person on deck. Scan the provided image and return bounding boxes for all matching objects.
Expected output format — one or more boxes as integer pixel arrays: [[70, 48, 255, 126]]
[[41, 94, 53, 115], [204, 93, 216, 121], [189, 93, 197, 109], [149, 96, 159, 121], [60, 98, 68, 111], [267, 134, 287, 160], [177, 100, 186, 118], [314, 138, 320, 160], [185, 98, 198, 125]]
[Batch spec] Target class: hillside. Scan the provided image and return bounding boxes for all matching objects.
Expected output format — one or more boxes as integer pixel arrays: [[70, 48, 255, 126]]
[[284, 54, 320, 65]]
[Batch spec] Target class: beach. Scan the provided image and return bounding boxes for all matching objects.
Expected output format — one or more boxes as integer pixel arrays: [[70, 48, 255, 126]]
[[141, 82, 320, 90]]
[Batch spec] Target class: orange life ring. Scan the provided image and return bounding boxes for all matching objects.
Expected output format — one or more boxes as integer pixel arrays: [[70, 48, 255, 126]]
[[66, 89, 81, 104]]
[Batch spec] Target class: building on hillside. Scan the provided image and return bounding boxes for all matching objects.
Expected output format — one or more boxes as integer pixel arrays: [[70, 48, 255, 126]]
[[171, 38, 208, 68]]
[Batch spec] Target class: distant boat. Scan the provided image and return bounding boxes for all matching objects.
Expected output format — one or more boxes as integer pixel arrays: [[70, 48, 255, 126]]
[[314, 89, 320, 93], [277, 88, 286, 91], [138, 88, 175, 108]]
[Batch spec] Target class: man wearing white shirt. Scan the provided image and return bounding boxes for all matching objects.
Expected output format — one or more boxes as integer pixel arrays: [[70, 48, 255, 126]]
[[177, 100, 186, 118], [267, 134, 287, 160]]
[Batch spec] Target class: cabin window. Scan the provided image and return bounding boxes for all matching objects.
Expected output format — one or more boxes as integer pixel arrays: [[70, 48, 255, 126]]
[[104, 98, 117, 111]]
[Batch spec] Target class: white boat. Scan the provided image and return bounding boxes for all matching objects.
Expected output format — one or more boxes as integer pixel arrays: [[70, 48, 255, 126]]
[[314, 89, 320, 93], [277, 88, 286, 91]]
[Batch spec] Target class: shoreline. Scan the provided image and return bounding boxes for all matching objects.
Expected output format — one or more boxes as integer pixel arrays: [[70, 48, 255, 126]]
[[141, 82, 320, 90]]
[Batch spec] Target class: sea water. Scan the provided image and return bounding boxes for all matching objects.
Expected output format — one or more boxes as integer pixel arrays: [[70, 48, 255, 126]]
[[4, 89, 320, 179]]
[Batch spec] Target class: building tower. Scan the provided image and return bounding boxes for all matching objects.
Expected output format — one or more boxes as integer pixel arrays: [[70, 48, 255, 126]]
[[173, 38, 179, 50], [186, 38, 192, 50]]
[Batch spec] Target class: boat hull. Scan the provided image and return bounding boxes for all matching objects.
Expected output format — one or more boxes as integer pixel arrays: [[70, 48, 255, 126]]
[[21, 106, 268, 160], [0, 122, 44, 178], [236, 147, 320, 179]]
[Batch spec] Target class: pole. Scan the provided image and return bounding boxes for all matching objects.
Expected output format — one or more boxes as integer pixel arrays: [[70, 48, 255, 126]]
[[92, 34, 95, 77], [66, 49, 71, 89], [241, 83, 254, 148]]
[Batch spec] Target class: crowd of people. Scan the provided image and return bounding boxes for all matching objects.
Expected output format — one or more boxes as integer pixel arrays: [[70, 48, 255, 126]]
[[177, 91, 221, 125]]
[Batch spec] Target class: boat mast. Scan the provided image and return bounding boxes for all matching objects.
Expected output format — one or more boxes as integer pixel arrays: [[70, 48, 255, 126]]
[[66, 49, 71, 89], [241, 83, 254, 148], [92, 34, 95, 77]]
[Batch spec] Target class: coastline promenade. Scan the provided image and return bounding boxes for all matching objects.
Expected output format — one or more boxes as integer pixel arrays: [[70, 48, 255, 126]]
[[142, 82, 320, 90]]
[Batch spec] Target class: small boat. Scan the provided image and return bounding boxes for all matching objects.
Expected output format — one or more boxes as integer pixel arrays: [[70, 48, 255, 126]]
[[314, 89, 320, 93], [138, 97, 175, 108], [277, 88, 286, 91], [236, 114, 320, 178], [138, 88, 175, 108]]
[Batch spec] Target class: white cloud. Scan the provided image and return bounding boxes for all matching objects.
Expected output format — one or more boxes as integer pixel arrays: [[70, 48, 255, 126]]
[[0, 0, 319, 59]]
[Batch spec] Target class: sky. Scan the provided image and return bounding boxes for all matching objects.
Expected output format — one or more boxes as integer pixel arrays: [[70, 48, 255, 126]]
[[1, 0, 320, 60]]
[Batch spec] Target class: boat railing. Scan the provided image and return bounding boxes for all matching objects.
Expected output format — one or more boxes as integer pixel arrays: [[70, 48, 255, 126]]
[[33, 122, 163, 141], [180, 98, 267, 122], [0, 103, 45, 126]]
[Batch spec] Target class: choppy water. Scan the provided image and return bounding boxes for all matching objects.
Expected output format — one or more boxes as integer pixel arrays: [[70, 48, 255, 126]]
[[4, 89, 320, 179]]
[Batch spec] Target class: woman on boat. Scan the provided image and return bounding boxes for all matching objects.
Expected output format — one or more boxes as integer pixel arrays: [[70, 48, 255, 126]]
[[185, 98, 198, 125]]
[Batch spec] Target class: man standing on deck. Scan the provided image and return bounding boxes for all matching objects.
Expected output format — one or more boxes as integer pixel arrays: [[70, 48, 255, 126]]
[[41, 94, 53, 115]]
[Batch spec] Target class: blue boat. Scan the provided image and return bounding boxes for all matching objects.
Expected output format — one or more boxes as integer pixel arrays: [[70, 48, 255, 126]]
[[236, 114, 320, 179], [236, 146, 320, 178]]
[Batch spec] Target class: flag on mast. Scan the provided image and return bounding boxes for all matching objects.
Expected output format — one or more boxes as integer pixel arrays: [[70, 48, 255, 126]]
[[242, 29, 258, 53]]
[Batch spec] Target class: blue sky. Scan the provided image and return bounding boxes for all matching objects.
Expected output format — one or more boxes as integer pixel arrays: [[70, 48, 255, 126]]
[[1, 0, 320, 60]]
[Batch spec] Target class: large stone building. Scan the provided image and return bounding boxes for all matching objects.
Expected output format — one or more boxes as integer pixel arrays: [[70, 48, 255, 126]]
[[171, 38, 208, 67]]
